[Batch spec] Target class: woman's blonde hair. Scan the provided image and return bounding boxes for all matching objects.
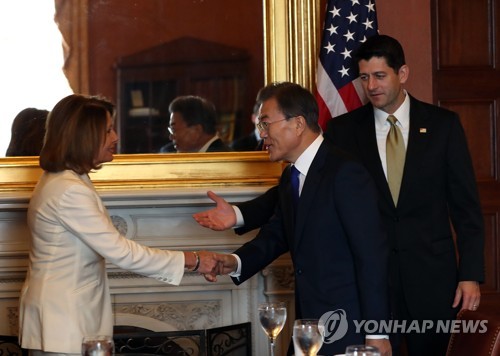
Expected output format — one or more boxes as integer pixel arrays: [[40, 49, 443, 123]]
[[39, 94, 114, 174]]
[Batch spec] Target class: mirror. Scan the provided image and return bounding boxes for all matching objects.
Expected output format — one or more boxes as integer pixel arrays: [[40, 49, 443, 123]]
[[0, 0, 319, 190], [80, 1, 265, 154]]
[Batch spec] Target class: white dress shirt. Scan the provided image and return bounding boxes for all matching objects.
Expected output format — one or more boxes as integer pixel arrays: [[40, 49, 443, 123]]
[[199, 135, 221, 152]]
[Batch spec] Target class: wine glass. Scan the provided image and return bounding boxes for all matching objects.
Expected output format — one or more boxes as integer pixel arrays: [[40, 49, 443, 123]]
[[292, 319, 324, 356], [345, 344, 381, 356], [258, 301, 287, 356], [81, 335, 115, 356]]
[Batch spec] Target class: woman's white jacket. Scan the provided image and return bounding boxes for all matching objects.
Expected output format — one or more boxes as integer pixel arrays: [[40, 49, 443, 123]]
[[19, 170, 184, 354]]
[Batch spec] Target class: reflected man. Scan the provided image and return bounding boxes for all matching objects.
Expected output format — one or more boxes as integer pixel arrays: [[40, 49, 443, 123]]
[[160, 95, 231, 153], [230, 101, 263, 151]]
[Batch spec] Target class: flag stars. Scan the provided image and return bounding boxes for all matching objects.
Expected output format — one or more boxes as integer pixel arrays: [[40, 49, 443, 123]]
[[366, 0, 375, 12], [346, 12, 358, 23], [330, 6, 341, 18], [338, 65, 350, 77], [324, 42, 335, 53], [343, 30, 355, 42], [341, 48, 352, 59], [317, 0, 378, 122], [327, 24, 338, 36], [362, 18, 374, 30]]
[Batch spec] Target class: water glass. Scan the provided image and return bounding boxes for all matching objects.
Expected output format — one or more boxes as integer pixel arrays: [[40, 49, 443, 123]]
[[258, 301, 287, 356], [292, 319, 324, 356], [345, 344, 380, 356], [82, 335, 115, 356]]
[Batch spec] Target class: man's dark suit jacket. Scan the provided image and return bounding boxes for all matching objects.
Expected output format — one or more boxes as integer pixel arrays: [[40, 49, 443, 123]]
[[233, 140, 390, 355], [230, 132, 260, 151], [159, 138, 232, 153], [205, 138, 232, 152], [325, 95, 485, 322]]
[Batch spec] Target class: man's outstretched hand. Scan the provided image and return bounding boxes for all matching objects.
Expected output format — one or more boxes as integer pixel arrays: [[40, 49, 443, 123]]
[[193, 191, 237, 231]]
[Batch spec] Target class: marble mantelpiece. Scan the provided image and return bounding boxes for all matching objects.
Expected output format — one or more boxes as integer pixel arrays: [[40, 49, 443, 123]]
[[0, 153, 295, 355]]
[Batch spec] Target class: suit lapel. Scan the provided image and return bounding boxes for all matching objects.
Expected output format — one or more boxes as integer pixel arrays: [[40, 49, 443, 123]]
[[398, 97, 430, 205], [292, 141, 328, 250], [282, 165, 297, 239], [353, 106, 394, 206]]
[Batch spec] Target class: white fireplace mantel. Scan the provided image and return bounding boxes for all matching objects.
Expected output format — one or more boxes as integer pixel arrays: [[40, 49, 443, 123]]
[[0, 153, 295, 355]]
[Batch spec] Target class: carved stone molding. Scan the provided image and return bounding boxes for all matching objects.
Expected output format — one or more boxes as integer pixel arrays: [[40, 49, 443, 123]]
[[7, 306, 18, 335], [261, 260, 296, 356], [116, 301, 221, 331], [262, 264, 295, 293], [110, 215, 128, 236], [0, 277, 25, 284]]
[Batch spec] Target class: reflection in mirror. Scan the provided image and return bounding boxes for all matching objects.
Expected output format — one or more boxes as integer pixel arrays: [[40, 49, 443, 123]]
[[0, 0, 320, 192], [115, 36, 253, 153], [2, 1, 265, 157]]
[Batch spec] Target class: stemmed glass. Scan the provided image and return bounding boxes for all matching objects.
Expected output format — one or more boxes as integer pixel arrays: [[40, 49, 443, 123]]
[[292, 319, 324, 356], [81, 335, 115, 356], [345, 345, 381, 356], [258, 301, 287, 356]]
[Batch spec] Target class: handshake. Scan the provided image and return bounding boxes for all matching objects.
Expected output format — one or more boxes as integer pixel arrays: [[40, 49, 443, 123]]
[[184, 251, 238, 282]]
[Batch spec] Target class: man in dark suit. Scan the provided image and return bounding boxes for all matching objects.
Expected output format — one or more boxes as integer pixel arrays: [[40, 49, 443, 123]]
[[194, 35, 484, 356], [230, 102, 263, 151], [209, 82, 392, 355], [159, 95, 231, 153], [325, 35, 484, 355]]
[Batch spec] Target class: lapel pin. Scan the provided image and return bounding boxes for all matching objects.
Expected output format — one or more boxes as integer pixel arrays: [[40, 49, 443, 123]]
[[419, 128, 427, 133]]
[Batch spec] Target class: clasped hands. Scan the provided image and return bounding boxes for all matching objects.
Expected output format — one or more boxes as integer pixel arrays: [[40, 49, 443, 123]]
[[189, 251, 237, 282]]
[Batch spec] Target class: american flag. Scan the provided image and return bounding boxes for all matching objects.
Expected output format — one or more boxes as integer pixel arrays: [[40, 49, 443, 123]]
[[316, 0, 378, 130]]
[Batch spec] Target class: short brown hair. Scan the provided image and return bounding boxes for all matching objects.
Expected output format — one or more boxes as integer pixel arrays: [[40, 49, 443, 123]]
[[39, 94, 115, 174]]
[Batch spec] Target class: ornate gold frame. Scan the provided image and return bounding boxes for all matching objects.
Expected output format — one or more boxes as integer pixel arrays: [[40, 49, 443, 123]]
[[0, 0, 319, 192], [264, 0, 320, 90]]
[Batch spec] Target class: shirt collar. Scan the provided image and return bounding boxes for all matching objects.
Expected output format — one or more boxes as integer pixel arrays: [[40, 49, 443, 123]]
[[199, 135, 219, 152], [374, 90, 410, 129], [293, 134, 324, 176]]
